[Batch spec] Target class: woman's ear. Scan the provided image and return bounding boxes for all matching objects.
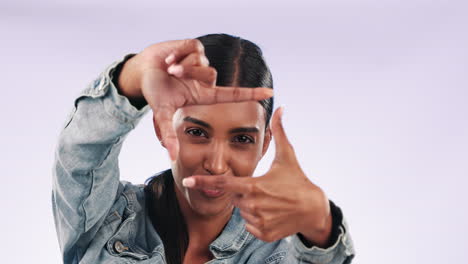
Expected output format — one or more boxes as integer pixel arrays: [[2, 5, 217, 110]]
[[261, 127, 272, 157], [153, 114, 166, 148]]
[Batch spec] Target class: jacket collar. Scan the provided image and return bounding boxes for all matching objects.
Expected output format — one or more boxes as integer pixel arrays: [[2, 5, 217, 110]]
[[145, 170, 254, 258], [209, 207, 254, 258]]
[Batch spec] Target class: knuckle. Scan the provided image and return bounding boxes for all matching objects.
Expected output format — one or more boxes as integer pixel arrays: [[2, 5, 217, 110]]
[[208, 67, 217, 79], [247, 181, 260, 195], [245, 182, 255, 194], [248, 202, 257, 212], [257, 217, 265, 230], [251, 182, 261, 194], [182, 39, 193, 49], [192, 39, 205, 53]]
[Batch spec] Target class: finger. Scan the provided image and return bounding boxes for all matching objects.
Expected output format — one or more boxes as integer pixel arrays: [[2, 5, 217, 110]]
[[177, 52, 209, 67], [164, 39, 205, 65], [240, 210, 263, 228], [271, 107, 295, 163], [154, 106, 179, 161], [232, 193, 242, 206], [182, 175, 253, 195], [169, 66, 217, 87], [246, 223, 280, 243], [237, 199, 260, 215], [196, 86, 273, 105], [167, 52, 210, 77], [245, 223, 263, 237]]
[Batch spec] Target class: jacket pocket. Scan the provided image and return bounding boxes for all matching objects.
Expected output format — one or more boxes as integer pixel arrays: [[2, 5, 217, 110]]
[[105, 207, 151, 261]]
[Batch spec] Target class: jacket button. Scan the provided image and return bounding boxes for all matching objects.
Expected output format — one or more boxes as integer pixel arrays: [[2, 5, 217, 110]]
[[114, 240, 128, 253]]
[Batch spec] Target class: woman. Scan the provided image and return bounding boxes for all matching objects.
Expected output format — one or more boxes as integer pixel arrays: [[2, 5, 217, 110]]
[[52, 33, 355, 264]]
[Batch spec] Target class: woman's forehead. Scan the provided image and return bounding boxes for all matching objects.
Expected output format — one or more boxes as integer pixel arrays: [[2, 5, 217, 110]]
[[173, 101, 266, 130]]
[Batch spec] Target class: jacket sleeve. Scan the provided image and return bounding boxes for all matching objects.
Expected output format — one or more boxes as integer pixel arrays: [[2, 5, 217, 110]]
[[290, 200, 356, 263], [51, 54, 150, 263]]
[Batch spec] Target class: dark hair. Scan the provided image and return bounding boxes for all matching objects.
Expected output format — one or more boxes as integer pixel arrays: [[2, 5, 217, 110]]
[[197, 33, 274, 128], [144, 33, 274, 264]]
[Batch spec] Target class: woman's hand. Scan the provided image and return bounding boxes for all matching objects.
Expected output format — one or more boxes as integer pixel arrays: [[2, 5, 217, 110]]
[[118, 39, 273, 160], [182, 107, 333, 247]]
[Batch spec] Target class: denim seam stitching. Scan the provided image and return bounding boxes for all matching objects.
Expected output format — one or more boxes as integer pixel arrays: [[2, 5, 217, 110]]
[[82, 136, 122, 232]]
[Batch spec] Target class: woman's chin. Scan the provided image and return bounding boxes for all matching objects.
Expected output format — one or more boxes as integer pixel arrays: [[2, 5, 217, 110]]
[[189, 198, 233, 218]]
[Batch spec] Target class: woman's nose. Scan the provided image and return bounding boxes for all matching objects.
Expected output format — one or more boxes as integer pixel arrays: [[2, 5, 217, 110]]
[[203, 141, 229, 175]]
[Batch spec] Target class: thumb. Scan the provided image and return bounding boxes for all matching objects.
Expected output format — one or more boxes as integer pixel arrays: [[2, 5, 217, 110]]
[[271, 107, 294, 163]]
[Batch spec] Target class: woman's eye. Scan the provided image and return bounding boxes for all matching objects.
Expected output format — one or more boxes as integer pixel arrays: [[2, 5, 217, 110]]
[[233, 135, 254, 144], [186, 128, 207, 138]]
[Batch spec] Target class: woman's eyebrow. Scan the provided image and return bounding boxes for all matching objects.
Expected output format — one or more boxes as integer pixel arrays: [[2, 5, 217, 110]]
[[183, 116, 259, 134], [229, 127, 259, 134], [183, 116, 212, 129]]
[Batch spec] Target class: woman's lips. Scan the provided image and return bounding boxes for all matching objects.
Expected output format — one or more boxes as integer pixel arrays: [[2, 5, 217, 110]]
[[200, 188, 224, 198]]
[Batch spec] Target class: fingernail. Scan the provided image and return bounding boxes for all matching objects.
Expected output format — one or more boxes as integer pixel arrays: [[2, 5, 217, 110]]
[[182, 178, 195, 187], [165, 54, 175, 64], [167, 64, 175, 73], [279, 106, 285, 118], [168, 65, 183, 76], [201, 55, 209, 66]]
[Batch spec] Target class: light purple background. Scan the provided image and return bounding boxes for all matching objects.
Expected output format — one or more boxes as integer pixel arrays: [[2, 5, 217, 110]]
[[1, 0, 467, 263]]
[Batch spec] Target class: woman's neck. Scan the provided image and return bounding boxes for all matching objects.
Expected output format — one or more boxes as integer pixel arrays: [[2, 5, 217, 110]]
[[174, 185, 234, 254]]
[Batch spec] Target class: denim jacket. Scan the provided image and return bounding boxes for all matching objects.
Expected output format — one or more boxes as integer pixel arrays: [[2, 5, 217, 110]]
[[52, 55, 356, 264]]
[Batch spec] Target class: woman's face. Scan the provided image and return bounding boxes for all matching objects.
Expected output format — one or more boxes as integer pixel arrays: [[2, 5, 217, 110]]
[[164, 101, 271, 218]]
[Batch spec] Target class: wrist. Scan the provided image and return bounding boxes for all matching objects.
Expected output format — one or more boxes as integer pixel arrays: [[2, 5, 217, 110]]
[[299, 209, 333, 248], [116, 54, 147, 108], [298, 188, 333, 248]]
